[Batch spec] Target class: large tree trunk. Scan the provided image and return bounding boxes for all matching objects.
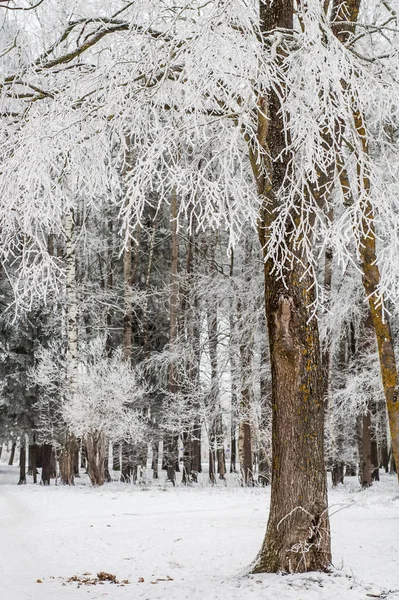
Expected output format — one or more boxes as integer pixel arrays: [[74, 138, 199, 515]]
[[253, 267, 331, 573], [252, 0, 331, 574]]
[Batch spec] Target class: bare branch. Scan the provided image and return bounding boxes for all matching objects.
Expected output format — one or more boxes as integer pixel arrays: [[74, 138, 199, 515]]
[[0, 0, 45, 11]]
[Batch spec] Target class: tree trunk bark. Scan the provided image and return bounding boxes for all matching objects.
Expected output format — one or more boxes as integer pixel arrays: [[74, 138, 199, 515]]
[[41, 444, 53, 485], [121, 442, 133, 481], [252, 1, 331, 573], [238, 399, 253, 486], [390, 449, 396, 475], [208, 447, 216, 485], [371, 437, 379, 482], [60, 205, 79, 485], [229, 251, 238, 475], [252, 270, 331, 573], [18, 444, 26, 485], [73, 447, 80, 477], [8, 441, 16, 466], [166, 189, 179, 485], [104, 451, 112, 483], [331, 464, 345, 487], [123, 235, 133, 362], [361, 412, 373, 488], [85, 431, 107, 486], [380, 435, 389, 473], [31, 443, 37, 484], [192, 420, 202, 479], [112, 443, 121, 471], [258, 344, 272, 485], [41, 443, 52, 485], [332, 0, 399, 481], [330, 332, 347, 487], [237, 238, 254, 486], [152, 442, 159, 479]]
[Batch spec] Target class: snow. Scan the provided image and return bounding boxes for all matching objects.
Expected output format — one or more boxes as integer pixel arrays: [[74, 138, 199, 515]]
[[1, 465, 399, 600]]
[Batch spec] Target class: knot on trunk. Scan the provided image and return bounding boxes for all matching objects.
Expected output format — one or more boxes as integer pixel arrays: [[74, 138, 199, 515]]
[[274, 294, 295, 353]]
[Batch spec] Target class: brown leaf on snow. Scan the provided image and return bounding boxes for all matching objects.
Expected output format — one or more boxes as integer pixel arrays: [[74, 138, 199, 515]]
[[97, 572, 117, 583]]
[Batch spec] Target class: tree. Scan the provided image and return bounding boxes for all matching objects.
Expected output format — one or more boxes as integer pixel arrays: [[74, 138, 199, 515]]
[[2, 0, 399, 574], [33, 337, 147, 486]]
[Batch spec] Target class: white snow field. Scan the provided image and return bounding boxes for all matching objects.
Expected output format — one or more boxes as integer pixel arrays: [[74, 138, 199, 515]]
[[1, 464, 399, 600]]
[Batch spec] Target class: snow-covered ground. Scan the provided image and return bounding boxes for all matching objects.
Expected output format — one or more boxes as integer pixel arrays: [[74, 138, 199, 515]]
[[1, 464, 399, 600]]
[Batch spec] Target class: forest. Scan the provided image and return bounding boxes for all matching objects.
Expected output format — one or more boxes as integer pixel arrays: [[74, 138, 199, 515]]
[[1, 0, 399, 599]]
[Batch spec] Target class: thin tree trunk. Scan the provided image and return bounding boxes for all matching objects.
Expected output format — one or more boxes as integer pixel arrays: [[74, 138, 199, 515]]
[[380, 426, 389, 473], [31, 443, 37, 484], [112, 443, 121, 471], [208, 447, 216, 485], [104, 446, 112, 483], [50, 447, 57, 478], [85, 431, 107, 486], [258, 342, 272, 486], [192, 420, 202, 479], [229, 252, 239, 475], [332, 0, 399, 481], [120, 219, 140, 482], [330, 332, 347, 487], [237, 238, 254, 486], [41, 444, 52, 485], [73, 448, 80, 477], [361, 412, 373, 488], [18, 444, 26, 485], [8, 441, 16, 466], [165, 189, 179, 485], [181, 432, 192, 485], [180, 224, 202, 483], [60, 206, 79, 485], [80, 441, 87, 470], [121, 443, 133, 481], [123, 235, 133, 362], [371, 435, 379, 482], [151, 442, 159, 479]]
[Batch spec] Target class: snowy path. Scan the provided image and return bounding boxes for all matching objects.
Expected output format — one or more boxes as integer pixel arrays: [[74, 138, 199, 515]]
[[1, 466, 399, 600]]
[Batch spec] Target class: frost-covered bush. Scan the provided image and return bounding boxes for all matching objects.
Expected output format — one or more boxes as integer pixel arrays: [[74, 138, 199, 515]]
[[32, 337, 148, 485]]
